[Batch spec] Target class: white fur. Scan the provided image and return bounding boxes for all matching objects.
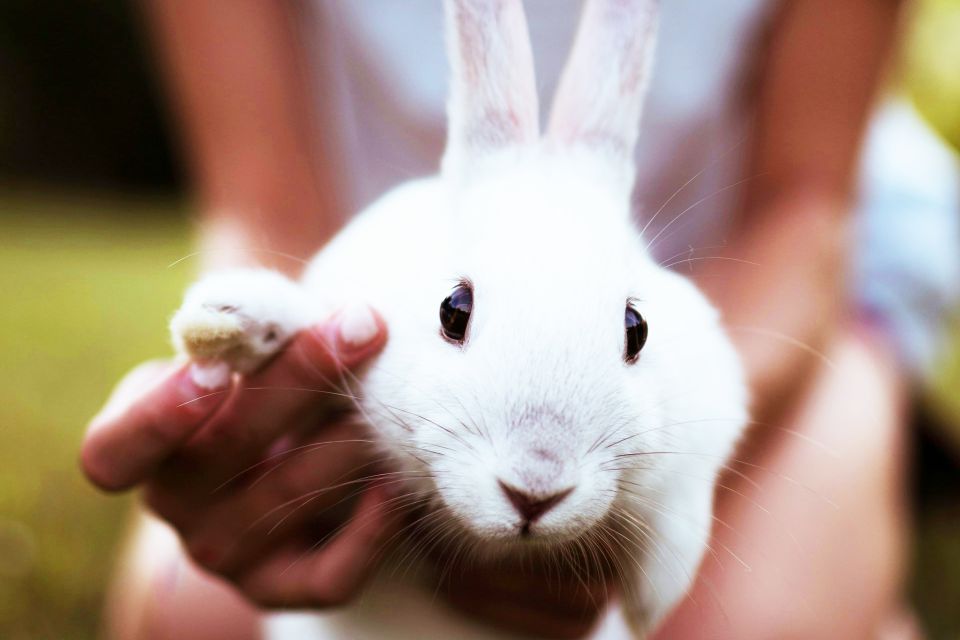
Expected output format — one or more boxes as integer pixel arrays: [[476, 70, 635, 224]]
[[171, 1, 748, 637], [171, 268, 317, 375], [549, 0, 659, 178]]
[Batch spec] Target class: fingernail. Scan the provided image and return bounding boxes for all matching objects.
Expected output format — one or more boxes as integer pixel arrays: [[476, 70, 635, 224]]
[[188, 361, 232, 391], [337, 303, 379, 351], [168, 365, 229, 417]]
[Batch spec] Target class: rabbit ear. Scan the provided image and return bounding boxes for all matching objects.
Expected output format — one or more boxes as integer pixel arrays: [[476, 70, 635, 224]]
[[547, 0, 658, 170], [442, 0, 539, 177]]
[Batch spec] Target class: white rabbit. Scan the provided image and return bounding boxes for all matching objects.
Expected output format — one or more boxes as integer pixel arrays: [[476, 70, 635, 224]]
[[170, 0, 748, 637]]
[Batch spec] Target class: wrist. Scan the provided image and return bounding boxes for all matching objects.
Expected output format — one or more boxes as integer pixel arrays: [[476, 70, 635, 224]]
[[196, 215, 264, 273], [195, 211, 334, 277]]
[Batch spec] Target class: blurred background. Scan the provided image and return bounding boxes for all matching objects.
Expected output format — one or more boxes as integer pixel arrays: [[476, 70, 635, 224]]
[[0, 1, 958, 639]]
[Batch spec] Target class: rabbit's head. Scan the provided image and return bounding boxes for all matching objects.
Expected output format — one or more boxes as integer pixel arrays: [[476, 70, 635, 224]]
[[364, 0, 748, 552]]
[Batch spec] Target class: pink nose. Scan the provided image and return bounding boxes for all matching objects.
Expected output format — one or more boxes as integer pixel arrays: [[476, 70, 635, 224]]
[[498, 480, 574, 523]]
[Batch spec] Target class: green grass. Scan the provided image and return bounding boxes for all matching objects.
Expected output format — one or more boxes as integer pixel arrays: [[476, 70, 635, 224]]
[[0, 191, 192, 639]]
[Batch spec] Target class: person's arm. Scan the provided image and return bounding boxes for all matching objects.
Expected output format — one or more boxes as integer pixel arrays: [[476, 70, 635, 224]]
[[651, 2, 914, 637], [700, 0, 909, 425], [145, 0, 343, 274]]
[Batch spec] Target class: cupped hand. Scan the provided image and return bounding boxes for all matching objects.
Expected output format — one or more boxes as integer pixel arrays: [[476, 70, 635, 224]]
[[438, 548, 614, 639], [81, 307, 405, 608], [82, 306, 612, 635]]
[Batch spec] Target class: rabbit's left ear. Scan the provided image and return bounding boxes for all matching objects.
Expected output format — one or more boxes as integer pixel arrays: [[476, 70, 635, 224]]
[[547, 0, 658, 180], [442, 0, 539, 178]]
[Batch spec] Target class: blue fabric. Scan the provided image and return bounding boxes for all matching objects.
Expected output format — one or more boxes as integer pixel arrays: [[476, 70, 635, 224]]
[[855, 100, 960, 380]]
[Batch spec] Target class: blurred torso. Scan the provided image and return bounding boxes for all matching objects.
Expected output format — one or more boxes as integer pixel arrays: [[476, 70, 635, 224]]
[[308, 0, 774, 262]]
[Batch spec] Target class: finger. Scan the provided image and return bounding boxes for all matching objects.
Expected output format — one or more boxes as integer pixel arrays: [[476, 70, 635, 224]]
[[81, 360, 232, 492], [154, 422, 377, 573], [92, 359, 173, 425], [181, 305, 386, 471], [233, 480, 403, 609], [439, 553, 611, 638], [444, 589, 600, 640], [446, 565, 610, 614], [436, 542, 612, 606]]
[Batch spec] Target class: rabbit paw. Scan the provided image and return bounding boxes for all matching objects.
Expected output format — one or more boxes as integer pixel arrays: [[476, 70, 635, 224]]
[[170, 268, 314, 386], [622, 484, 714, 637]]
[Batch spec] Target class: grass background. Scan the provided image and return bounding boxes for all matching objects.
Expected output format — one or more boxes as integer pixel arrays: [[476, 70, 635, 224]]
[[0, 0, 958, 638], [0, 194, 190, 639]]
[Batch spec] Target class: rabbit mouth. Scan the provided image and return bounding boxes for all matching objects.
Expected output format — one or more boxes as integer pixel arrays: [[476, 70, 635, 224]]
[[427, 501, 608, 553]]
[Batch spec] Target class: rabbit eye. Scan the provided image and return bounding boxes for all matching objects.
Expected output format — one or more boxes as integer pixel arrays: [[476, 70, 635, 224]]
[[624, 305, 648, 363], [440, 283, 473, 344]]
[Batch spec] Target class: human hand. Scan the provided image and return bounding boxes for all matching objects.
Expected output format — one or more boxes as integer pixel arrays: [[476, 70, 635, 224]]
[[83, 305, 611, 634], [81, 307, 405, 608], [439, 550, 613, 639]]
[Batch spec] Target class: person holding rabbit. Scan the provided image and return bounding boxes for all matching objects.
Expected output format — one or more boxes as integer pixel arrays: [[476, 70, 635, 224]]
[[83, 0, 956, 638]]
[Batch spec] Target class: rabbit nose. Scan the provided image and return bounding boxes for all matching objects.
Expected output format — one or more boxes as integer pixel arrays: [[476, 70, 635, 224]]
[[498, 480, 573, 523]]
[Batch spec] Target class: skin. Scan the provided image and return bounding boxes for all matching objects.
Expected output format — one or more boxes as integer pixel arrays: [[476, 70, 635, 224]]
[[82, 0, 915, 637]]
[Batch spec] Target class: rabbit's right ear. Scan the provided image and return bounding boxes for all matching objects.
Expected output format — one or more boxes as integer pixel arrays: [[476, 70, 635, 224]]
[[441, 0, 539, 179], [547, 0, 658, 183]]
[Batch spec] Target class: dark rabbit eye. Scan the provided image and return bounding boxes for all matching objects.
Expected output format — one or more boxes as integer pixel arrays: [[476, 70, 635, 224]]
[[440, 283, 473, 343], [624, 305, 648, 363]]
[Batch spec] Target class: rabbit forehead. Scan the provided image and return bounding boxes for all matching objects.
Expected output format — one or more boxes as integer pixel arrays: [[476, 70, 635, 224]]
[[451, 153, 646, 276], [453, 147, 631, 216]]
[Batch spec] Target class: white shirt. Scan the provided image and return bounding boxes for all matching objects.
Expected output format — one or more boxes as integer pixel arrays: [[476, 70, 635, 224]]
[[308, 0, 774, 261]]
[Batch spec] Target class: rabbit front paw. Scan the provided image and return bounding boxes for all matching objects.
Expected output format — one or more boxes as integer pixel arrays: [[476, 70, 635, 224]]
[[170, 268, 314, 386], [622, 484, 715, 638]]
